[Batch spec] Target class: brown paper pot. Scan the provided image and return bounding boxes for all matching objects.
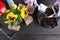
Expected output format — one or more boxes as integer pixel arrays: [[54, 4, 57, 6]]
[[27, 6, 35, 14], [18, 3, 26, 9], [24, 15, 33, 25], [18, 3, 35, 14], [8, 25, 21, 31]]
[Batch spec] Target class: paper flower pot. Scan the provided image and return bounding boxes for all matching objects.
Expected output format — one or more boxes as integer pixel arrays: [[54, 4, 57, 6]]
[[18, 3, 35, 14], [8, 25, 21, 31], [27, 6, 35, 14], [18, 3, 26, 9], [24, 15, 33, 25]]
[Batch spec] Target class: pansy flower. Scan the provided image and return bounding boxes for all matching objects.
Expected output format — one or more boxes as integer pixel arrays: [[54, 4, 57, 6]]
[[6, 12, 18, 22], [11, 4, 17, 9], [20, 6, 28, 19]]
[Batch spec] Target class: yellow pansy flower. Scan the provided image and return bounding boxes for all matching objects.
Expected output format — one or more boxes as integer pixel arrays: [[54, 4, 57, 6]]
[[12, 4, 17, 9], [6, 12, 18, 22], [6, 9, 10, 13], [20, 6, 28, 19]]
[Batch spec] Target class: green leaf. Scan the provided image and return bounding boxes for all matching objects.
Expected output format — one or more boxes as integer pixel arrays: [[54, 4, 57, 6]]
[[4, 13, 8, 21], [17, 14, 23, 23], [13, 20, 19, 25], [10, 22, 14, 27]]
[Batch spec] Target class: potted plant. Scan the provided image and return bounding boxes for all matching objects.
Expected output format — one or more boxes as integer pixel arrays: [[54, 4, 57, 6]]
[[4, 4, 23, 31], [18, 3, 33, 25]]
